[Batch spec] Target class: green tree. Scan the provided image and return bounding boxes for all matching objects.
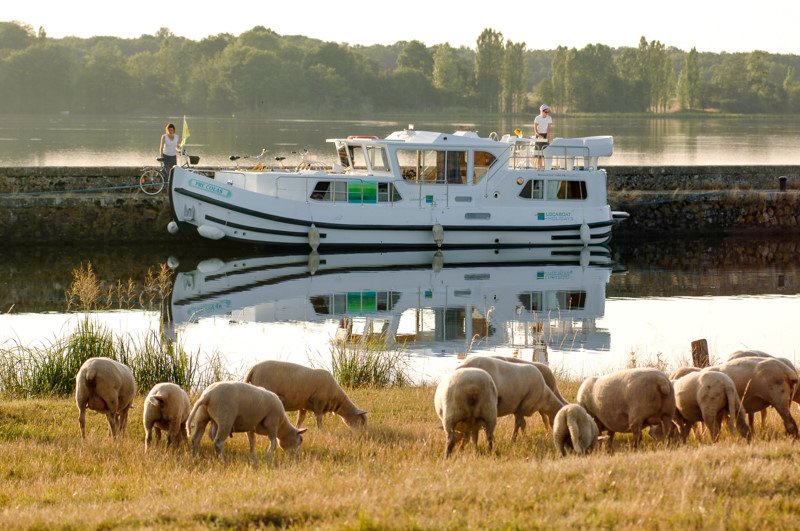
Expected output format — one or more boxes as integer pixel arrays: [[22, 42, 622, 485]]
[[501, 40, 526, 113], [0, 43, 76, 112], [432, 43, 461, 93], [677, 47, 699, 110], [475, 28, 504, 112], [0, 21, 34, 51], [396, 40, 433, 78], [548, 46, 568, 111], [75, 43, 134, 113]]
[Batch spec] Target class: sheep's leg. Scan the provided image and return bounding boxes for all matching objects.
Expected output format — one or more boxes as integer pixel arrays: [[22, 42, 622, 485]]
[[296, 410, 307, 428], [445, 430, 457, 458], [106, 412, 118, 438], [314, 411, 324, 430], [189, 407, 210, 457], [774, 403, 799, 438], [485, 418, 496, 454], [119, 407, 130, 435], [470, 429, 479, 450], [178, 422, 189, 448], [212, 419, 233, 459], [630, 422, 643, 448], [144, 422, 155, 452], [511, 413, 525, 442], [606, 431, 615, 452], [266, 434, 278, 463], [78, 404, 87, 439], [760, 409, 768, 428], [247, 431, 257, 464], [747, 412, 755, 433], [167, 420, 181, 448], [154, 426, 162, 446]]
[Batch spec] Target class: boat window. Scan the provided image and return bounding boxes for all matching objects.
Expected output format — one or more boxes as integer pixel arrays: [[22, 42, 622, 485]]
[[377, 182, 402, 202], [366, 146, 390, 172], [547, 180, 587, 200], [337, 144, 351, 168], [554, 291, 586, 310], [397, 149, 466, 184], [518, 292, 543, 311], [310, 180, 348, 202], [350, 146, 367, 170], [310, 291, 400, 315], [518, 179, 544, 199], [520, 291, 586, 311], [473, 151, 497, 183]]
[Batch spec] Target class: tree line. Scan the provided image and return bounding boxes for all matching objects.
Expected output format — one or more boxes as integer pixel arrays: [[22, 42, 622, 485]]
[[1, 21, 799, 115]]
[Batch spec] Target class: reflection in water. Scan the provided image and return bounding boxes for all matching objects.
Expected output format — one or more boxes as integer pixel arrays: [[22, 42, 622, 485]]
[[168, 247, 614, 379]]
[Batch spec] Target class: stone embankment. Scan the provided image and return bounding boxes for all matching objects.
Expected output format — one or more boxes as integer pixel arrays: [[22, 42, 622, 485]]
[[0, 166, 798, 244]]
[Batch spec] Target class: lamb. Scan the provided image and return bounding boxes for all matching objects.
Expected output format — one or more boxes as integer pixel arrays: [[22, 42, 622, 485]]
[[244, 360, 367, 431], [459, 355, 564, 441], [490, 356, 568, 404], [143, 382, 192, 452], [576, 368, 675, 449], [552, 404, 600, 456], [669, 366, 700, 381], [75, 357, 136, 439], [187, 381, 307, 461], [707, 356, 798, 437], [434, 368, 497, 458], [672, 370, 750, 442]]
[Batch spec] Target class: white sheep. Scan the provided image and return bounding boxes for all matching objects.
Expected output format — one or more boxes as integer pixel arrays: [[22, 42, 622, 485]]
[[672, 370, 750, 442], [552, 404, 600, 456], [143, 382, 192, 452], [459, 355, 564, 441], [434, 368, 497, 458], [577, 368, 675, 449], [75, 357, 136, 439], [187, 381, 307, 461], [244, 360, 367, 431]]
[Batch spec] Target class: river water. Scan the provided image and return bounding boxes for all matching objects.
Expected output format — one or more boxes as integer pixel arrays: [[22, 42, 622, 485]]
[[2, 237, 799, 382], [1, 113, 799, 167]]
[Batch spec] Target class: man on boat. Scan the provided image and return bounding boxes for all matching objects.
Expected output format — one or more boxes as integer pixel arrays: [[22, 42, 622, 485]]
[[533, 104, 553, 168]]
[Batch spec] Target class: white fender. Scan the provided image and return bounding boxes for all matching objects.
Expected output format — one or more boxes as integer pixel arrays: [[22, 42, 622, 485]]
[[432, 224, 444, 247], [308, 224, 321, 251], [167, 221, 179, 235], [197, 225, 225, 240], [197, 258, 224, 274], [579, 222, 591, 246]]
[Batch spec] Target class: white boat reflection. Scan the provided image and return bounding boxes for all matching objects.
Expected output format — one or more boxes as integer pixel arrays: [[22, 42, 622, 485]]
[[170, 247, 615, 358]]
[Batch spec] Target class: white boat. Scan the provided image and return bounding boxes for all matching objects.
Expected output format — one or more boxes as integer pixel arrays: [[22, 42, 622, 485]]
[[168, 247, 615, 355], [168, 129, 627, 248]]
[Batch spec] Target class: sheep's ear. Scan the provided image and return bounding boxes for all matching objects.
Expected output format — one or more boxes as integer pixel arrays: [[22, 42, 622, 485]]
[[356, 409, 367, 417], [297, 428, 308, 435]]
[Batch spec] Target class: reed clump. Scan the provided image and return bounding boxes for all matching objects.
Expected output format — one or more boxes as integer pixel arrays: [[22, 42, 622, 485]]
[[328, 339, 411, 388]]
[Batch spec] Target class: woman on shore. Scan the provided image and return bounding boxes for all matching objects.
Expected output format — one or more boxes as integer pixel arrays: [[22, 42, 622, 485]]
[[158, 123, 180, 176]]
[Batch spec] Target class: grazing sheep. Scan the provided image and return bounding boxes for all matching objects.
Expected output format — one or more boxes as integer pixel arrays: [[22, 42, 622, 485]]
[[143, 383, 192, 452], [490, 356, 568, 405], [75, 357, 136, 439], [459, 356, 564, 441], [669, 366, 701, 381], [727, 350, 800, 405], [672, 371, 750, 442], [707, 356, 798, 437], [187, 381, 307, 461], [434, 368, 497, 458], [552, 404, 600, 456], [244, 360, 367, 431], [576, 368, 675, 449]]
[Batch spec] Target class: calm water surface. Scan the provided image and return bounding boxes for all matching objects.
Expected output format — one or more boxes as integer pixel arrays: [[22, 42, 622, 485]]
[[2, 237, 799, 381], [1, 114, 799, 167]]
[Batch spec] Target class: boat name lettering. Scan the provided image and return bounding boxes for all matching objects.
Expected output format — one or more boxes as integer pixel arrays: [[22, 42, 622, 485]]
[[187, 299, 231, 318], [536, 270, 574, 280], [190, 179, 232, 198], [537, 211, 573, 221]]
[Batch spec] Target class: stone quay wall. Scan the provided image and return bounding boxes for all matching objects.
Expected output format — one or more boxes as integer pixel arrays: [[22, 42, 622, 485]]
[[0, 165, 799, 244]]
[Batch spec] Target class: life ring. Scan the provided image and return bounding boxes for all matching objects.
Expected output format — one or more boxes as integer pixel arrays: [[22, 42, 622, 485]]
[[347, 135, 379, 141]]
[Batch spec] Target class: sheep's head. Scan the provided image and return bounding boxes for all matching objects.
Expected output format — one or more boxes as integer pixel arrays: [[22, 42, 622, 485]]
[[344, 409, 368, 432], [279, 427, 308, 452]]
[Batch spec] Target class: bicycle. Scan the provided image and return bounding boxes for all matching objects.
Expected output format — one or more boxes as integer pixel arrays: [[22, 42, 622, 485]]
[[138, 157, 167, 195], [229, 148, 269, 170]]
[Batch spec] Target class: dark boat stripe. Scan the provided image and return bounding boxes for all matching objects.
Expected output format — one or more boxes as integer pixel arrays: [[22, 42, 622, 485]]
[[175, 187, 615, 232], [551, 230, 613, 241], [205, 215, 313, 238]]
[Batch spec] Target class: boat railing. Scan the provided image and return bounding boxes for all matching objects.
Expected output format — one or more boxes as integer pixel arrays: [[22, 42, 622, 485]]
[[543, 144, 593, 171]]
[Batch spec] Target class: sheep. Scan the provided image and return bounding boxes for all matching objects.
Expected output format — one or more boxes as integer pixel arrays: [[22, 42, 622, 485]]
[[143, 382, 192, 452], [552, 404, 600, 456], [434, 368, 497, 458], [727, 350, 800, 404], [187, 381, 307, 461], [576, 368, 675, 449], [707, 356, 798, 437], [669, 366, 701, 381], [672, 370, 750, 442], [244, 360, 367, 431], [459, 355, 564, 441], [75, 357, 136, 439]]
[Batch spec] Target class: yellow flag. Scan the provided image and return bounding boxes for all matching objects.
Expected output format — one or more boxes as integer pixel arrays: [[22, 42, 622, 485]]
[[179, 115, 190, 149]]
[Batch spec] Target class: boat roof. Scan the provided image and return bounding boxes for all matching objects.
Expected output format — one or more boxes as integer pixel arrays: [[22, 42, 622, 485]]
[[327, 130, 504, 149]]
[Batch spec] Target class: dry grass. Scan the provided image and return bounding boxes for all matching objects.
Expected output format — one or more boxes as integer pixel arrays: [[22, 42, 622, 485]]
[[2, 385, 800, 529]]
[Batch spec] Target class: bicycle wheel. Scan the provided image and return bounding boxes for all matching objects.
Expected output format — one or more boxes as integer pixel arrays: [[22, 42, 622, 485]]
[[139, 169, 165, 195]]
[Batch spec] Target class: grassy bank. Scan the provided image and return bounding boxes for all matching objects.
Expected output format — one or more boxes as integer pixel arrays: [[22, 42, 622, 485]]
[[2, 385, 800, 528]]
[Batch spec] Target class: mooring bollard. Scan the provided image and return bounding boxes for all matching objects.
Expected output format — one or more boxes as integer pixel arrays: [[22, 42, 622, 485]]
[[691, 338, 710, 368], [779, 176, 787, 192]]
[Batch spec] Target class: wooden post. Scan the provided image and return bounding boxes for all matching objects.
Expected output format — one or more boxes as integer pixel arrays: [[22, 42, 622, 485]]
[[691, 339, 710, 368]]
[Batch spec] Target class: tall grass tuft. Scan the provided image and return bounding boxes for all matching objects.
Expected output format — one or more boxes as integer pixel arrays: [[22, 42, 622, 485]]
[[328, 339, 411, 389]]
